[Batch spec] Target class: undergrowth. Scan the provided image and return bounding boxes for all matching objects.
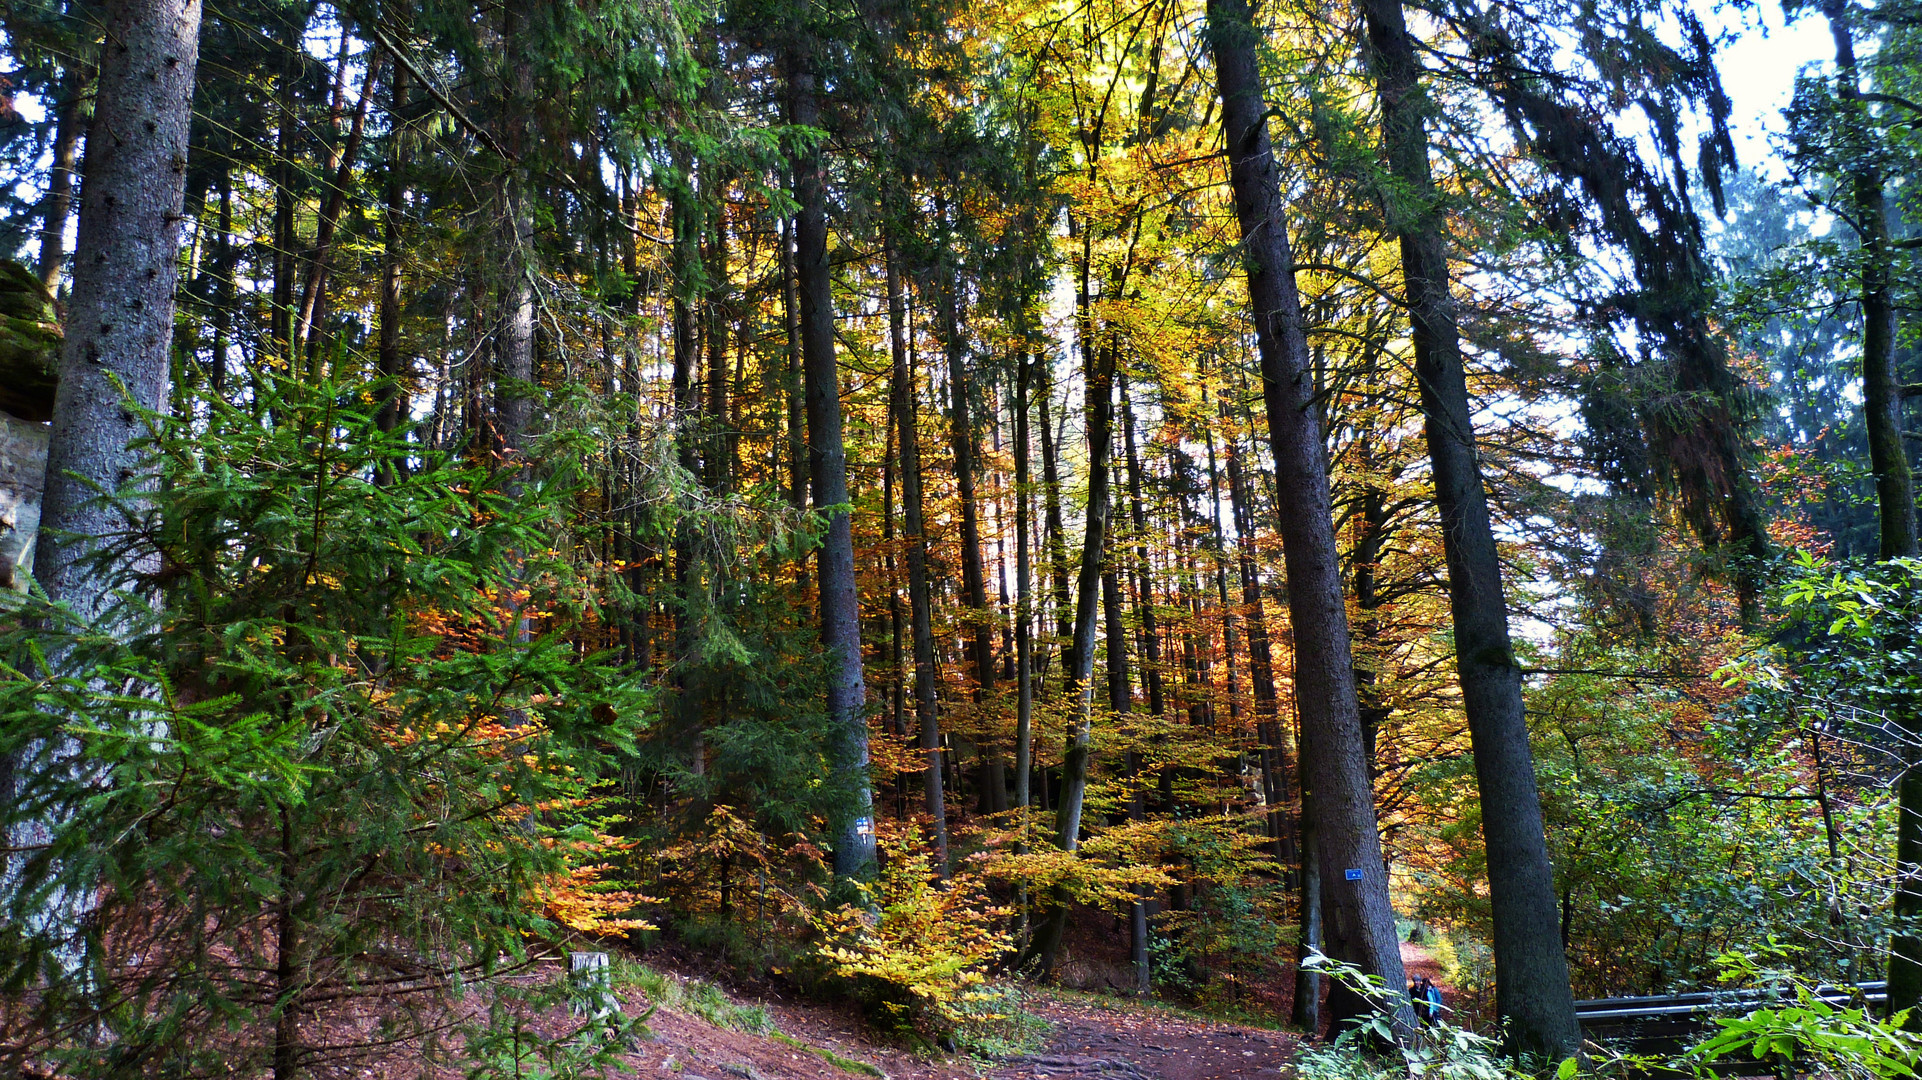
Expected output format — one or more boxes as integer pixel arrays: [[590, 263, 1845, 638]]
[[606, 957, 886, 1076]]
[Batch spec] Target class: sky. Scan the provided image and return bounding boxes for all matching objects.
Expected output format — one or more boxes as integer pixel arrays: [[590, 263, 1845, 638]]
[[1715, 3, 1836, 179]]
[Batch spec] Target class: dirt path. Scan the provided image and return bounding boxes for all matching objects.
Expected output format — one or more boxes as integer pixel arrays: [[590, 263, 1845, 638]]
[[341, 952, 1300, 1079], [986, 992, 1294, 1080], [1401, 941, 1444, 989], [1401, 940, 1464, 1027]]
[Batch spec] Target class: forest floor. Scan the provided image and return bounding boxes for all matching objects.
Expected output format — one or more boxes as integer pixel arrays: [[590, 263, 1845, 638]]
[[403, 945, 1303, 1080], [604, 946, 1300, 1080], [326, 932, 1482, 1077]]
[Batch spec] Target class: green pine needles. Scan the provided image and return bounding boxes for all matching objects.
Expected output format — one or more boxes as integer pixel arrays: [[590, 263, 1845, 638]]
[[0, 375, 654, 1077]]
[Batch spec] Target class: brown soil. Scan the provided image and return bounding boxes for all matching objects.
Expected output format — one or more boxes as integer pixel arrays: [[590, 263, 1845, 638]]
[[984, 992, 1295, 1080], [266, 918, 1307, 1080], [327, 948, 1302, 1080]]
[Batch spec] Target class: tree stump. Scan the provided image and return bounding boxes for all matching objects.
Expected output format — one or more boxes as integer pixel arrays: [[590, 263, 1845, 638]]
[[569, 951, 616, 1018]]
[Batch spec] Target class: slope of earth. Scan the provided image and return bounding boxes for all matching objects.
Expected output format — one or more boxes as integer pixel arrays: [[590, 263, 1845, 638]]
[[327, 947, 1300, 1079], [984, 992, 1295, 1080], [636, 977, 1300, 1080]]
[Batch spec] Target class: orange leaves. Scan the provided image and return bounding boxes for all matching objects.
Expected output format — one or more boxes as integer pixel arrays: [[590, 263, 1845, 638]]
[[651, 805, 829, 926], [810, 822, 1011, 1027], [535, 831, 658, 934], [867, 721, 930, 779]]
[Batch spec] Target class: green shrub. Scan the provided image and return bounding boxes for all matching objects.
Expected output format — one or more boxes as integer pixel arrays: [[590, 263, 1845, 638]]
[[0, 377, 653, 1077]]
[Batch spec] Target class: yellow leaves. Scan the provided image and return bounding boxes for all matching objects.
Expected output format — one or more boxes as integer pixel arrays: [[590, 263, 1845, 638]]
[[866, 723, 930, 779], [811, 824, 1011, 1025], [980, 827, 1178, 911]]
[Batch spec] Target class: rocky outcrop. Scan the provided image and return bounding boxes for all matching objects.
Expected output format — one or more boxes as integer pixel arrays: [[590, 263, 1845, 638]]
[[0, 260, 59, 590], [0, 412, 47, 590]]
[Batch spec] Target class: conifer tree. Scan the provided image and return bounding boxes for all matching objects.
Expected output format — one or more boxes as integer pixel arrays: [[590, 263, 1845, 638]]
[[789, 16, 877, 880], [1207, 0, 1410, 1032], [1360, 0, 1579, 1055]]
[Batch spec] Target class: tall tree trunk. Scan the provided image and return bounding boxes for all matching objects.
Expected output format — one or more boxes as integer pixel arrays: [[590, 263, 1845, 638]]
[[1032, 314, 1116, 975], [707, 181, 732, 492], [884, 385, 907, 822], [19, 0, 201, 969], [1822, 3, 1915, 558], [373, 63, 410, 492], [38, 0, 200, 611], [494, 25, 536, 460], [890, 243, 946, 876], [791, 39, 875, 879], [1350, 478, 1390, 777], [36, 60, 90, 291], [1101, 557, 1151, 992], [1823, 0, 1922, 1025], [1361, 0, 1579, 1054], [941, 229, 999, 801], [782, 214, 806, 510], [1016, 350, 1035, 829], [1120, 381, 1164, 992], [270, 17, 302, 360], [1226, 409, 1293, 870], [209, 169, 236, 398], [1038, 369, 1070, 676], [1120, 385, 1166, 721], [296, 54, 382, 366], [1202, 392, 1249, 797], [1208, 0, 1410, 1035], [376, 63, 409, 443], [1293, 750, 1323, 1034]]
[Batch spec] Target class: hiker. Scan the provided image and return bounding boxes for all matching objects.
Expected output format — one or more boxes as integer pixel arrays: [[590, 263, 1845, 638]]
[[1410, 979, 1429, 1025], [1421, 978, 1443, 1027]]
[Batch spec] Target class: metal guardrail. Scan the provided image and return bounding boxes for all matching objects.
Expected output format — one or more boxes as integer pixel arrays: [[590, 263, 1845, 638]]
[[1572, 982, 1890, 1075], [1574, 981, 1889, 1025]]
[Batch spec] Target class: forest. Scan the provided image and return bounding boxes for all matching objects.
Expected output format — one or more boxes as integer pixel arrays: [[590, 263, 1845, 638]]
[[0, 0, 1918, 1075]]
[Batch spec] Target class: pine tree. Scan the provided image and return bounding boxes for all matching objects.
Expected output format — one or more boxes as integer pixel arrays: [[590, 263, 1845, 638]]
[[1207, 0, 1410, 1033]]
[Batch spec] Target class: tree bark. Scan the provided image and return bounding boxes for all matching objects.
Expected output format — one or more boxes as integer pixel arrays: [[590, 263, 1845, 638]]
[[494, 24, 537, 461], [1226, 407, 1294, 871], [38, 0, 200, 617], [707, 180, 732, 492], [1038, 367, 1071, 680], [1359, 0, 1582, 1054], [1293, 752, 1323, 1034], [375, 63, 409, 444], [782, 215, 806, 509], [791, 38, 875, 878], [1822, 0, 1922, 1025], [1120, 385, 1166, 721], [1032, 303, 1116, 974], [889, 243, 946, 877], [296, 53, 381, 365], [36, 60, 90, 292], [1208, 0, 1410, 1035], [209, 170, 235, 398], [1016, 350, 1035, 827], [270, 24, 300, 360], [19, 0, 201, 969]]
